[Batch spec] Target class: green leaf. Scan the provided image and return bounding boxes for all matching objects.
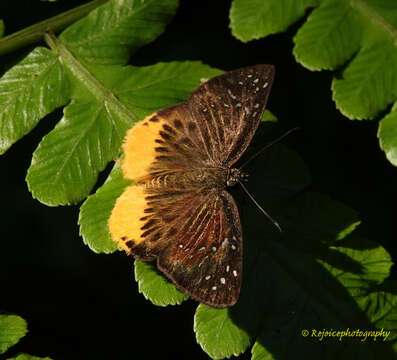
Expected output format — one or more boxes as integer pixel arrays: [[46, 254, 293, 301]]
[[261, 110, 277, 123], [293, 0, 362, 71], [7, 355, 52, 360], [59, 0, 179, 65], [26, 61, 222, 205], [355, 280, 397, 343], [134, 260, 188, 306], [79, 163, 131, 254], [194, 306, 251, 359], [230, 0, 318, 42], [26, 98, 131, 206], [321, 237, 392, 293], [0, 315, 27, 354], [0, 20, 4, 38], [332, 40, 397, 120], [0, 47, 70, 154], [378, 104, 397, 166]]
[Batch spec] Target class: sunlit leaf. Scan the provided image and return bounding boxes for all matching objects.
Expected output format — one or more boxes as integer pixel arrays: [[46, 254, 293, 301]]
[[135, 260, 188, 306], [194, 306, 250, 359], [0, 47, 70, 154], [60, 0, 179, 65], [230, 0, 317, 42], [79, 163, 131, 253], [0, 315, 27, 355], [7, 355, 52, 360]]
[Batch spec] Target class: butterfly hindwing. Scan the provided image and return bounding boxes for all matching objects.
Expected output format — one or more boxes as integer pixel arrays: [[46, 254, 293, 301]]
[[157, 189, 243, 307], [188, 64, 274, 166]]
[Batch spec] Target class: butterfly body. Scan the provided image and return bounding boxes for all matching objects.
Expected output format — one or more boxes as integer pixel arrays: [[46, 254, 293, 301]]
[[109, 65, 274, 307], [143, 168, 229, 191]]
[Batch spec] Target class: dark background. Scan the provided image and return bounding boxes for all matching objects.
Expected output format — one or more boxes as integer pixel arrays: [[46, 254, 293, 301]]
[[1, 0, 396, 359]]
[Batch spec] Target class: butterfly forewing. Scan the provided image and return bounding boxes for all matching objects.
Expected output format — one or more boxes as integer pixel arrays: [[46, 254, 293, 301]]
[[109, 65, 274, 307], [188, 64, 274, 166]]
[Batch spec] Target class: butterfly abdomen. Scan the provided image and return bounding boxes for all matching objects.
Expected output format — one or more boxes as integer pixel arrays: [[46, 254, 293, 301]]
[[144, 168, 228, 190]]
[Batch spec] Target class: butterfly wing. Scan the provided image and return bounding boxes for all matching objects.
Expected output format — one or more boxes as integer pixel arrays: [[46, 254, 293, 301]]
[[150, 188, 243, 307], [188, 64, 274, 166]]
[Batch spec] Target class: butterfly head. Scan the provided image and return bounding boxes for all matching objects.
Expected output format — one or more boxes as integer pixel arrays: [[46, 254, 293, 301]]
[[226, 168, 248, 187]]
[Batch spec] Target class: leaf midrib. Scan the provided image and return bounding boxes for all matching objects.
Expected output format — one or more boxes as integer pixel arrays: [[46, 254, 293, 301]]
[[352, 0, 397, 45], [46, 32, 138, 124]]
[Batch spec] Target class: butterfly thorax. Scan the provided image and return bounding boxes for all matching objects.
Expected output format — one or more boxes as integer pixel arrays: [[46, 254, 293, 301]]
[[226, 168, 248, 187]]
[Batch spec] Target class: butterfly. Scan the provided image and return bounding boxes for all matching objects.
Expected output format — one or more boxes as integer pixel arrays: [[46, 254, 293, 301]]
[[108, 64, 275, 307]]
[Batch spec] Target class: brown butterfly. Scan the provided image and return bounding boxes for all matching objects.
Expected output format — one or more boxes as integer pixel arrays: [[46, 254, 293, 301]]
[[108, 64, 275, 307]]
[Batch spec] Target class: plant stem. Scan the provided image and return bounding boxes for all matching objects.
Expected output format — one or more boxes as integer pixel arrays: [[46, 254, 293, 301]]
[[0, 0, 108, 57]]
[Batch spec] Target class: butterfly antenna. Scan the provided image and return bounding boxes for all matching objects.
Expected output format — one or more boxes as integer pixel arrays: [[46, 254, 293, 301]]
[[238, 180, 282, 232], [239, 127, 300, 170]]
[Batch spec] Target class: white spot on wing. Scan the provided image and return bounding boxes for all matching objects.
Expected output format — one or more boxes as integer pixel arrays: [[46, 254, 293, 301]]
[[227, 89, 237, 99], [226, 265, 230, 272], [221, 238, 229, 248], [220, 277, 226, 284], [233, 270, 238, 277], [205, 275, 211, 280], [212, 286, 217, 290], [232, 244, 236, 250]]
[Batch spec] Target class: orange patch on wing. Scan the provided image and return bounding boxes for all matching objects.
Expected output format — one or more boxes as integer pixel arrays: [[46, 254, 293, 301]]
[[108, 185, 148, 252], [122, 113, 166, 182]]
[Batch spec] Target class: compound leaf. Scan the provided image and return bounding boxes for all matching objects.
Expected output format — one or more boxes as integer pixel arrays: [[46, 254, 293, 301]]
[[229, 0, 397, 166]]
